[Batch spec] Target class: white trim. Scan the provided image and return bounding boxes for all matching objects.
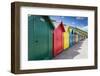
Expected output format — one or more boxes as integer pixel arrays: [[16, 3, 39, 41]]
[[20, 6, 94, 70]]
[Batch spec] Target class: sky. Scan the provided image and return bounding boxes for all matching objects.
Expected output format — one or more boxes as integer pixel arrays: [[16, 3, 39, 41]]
[[50, 16, 88, 32]]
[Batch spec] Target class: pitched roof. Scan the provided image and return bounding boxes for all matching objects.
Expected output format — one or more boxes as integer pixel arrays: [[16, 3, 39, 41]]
[[42, 16, 55, 29], [52, 21, 60, 28], [59, 22, 66, 32], [52, 21, 66, 32], [64, 26, 70, 32]]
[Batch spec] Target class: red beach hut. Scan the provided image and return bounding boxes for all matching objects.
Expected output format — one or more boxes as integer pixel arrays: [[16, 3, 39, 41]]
[[53, 22, 65, 57]]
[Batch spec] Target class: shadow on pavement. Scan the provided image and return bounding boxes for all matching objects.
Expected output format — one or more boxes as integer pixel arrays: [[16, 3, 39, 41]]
[[54, 39, 86, 59]]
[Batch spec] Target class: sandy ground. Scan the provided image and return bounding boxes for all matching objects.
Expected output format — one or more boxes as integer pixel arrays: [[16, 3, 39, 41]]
[[54, 39, 88, 59]]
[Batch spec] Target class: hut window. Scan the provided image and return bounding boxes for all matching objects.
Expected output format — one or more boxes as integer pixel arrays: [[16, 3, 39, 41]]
[[40, 18, 45, 22]]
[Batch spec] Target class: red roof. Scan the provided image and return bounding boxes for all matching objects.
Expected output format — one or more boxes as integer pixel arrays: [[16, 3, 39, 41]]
[[57, 22, 66, 32]]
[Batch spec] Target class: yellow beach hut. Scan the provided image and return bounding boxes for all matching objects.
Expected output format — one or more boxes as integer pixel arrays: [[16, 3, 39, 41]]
[[63, 26, 70, 49]]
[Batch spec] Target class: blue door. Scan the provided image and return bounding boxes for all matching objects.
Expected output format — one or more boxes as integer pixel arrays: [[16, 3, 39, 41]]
[[69, 29, 74, 47]]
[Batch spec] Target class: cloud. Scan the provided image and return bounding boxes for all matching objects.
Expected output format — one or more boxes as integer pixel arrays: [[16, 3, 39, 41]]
[[76, 17, 85, 20], [72, 22, 75, 25]]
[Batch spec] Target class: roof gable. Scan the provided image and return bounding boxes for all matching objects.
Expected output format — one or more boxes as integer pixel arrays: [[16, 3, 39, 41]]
[[59, 22, 66, 32], [53, 21, 65, 32], [64, 26, 70, 32], [42, 16, 55, 30]]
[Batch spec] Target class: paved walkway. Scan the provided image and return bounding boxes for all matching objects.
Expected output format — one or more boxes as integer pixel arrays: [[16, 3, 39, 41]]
[[54, 39, 88, 59]]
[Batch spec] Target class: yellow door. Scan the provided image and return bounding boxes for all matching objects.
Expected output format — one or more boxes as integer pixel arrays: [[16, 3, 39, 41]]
[[66, 31, 69, 48], [63, 32, 67, 49], [63, 31, 69, 49], [63, 26, 70, 49]]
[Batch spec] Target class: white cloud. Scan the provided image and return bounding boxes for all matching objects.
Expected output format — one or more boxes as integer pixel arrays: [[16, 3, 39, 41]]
[[76, 17, 85, 20], [72, 22, 75, 25]]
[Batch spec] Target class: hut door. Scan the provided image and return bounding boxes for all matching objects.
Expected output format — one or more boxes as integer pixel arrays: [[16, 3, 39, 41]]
[[63, 32, 67, 49], [70, 32, 73, 47], [57, 29, 62, 51], [28, 16, 52, 60], [54, 27, 62, 56]]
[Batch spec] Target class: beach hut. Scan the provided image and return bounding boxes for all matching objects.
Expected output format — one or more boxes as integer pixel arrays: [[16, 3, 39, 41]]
[[69, 27, 74, 47], [73, 29, 76, 44], [53, 22, 65, 56], [74, 31, 79, 44], [76, 33, 79, 43], [79, 32, 82, 41], [28, 15, 54, 60], [63, 26, 70, 49], [78, 33, 80, 42]]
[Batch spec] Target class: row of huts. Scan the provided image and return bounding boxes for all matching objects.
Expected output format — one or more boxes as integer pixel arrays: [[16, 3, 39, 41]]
[[28, 15, 88, 60]]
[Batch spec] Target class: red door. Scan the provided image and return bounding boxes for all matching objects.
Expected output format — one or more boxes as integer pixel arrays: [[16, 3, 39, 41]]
[[53, 25, 63, 56]]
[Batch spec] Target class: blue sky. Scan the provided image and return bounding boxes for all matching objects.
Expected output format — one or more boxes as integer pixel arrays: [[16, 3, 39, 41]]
[[50, 16, 88, 32]]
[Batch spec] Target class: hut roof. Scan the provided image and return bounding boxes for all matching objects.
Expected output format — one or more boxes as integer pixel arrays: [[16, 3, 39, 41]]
[[51, 20, 65, 32], [42, 16, 55, 29]]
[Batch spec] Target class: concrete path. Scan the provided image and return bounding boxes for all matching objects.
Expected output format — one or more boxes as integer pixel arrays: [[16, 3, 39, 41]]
[[54, 39, 88, 59]]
